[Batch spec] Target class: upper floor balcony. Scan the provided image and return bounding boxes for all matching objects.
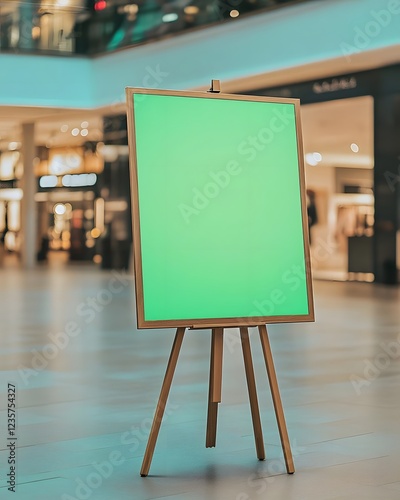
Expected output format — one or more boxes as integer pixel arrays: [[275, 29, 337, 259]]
[[0, 0, 310, 56]]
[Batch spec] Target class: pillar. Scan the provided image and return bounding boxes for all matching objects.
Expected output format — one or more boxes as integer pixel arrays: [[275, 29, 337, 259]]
[[374, 93, 400, 284], [21, 123, 37, 269]]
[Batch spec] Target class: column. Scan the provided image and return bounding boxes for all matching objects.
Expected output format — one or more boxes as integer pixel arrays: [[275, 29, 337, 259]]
[[374, 93, 400, 284], [21, 123, 37, 269]]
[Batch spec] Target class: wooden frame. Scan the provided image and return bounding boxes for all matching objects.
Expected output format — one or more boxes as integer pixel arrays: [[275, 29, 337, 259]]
[[126, 87, 314, 329]]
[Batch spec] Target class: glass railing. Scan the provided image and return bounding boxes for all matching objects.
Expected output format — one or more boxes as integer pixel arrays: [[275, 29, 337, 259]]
[[0, 0, 310, 56]]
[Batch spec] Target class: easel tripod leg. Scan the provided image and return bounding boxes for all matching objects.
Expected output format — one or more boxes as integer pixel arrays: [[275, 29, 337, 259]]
[[258, 325, 295, 474], [206, 327, 224, 448], [240, 327, 265, 461], [140, 327, 185, 477]]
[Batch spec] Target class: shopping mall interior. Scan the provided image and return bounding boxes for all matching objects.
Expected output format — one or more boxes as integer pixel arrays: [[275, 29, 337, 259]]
[[0, 0, 400, 499]]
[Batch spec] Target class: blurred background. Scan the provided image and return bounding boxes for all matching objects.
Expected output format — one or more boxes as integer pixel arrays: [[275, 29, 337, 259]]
[[1, 2, 400, 499], [0, 0, 398, 283]]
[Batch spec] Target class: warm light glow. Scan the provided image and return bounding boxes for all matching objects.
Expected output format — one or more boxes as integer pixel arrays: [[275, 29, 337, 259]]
[[0, 188, 23, 201], [93, 254, 102, 264], [32, 26, 41, 39], [230, 9, 239, 17], [0, 151, 20, 180], [91, 228, 101, 238], [123, 4, 138, 14], [95, 198, 105, 232], [184, 5, 199, 15]]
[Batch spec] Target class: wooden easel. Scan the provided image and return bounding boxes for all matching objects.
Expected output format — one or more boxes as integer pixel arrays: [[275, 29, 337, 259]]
[[128, 79, 312, 478], [140, 325, 294, 477]]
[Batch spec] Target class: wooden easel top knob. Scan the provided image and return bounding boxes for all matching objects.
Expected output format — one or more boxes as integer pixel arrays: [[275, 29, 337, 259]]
[[208, 80, 221, 93]]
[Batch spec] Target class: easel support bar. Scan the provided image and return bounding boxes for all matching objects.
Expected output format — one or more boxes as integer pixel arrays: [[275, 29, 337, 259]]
[[211, 328, 223, 402]]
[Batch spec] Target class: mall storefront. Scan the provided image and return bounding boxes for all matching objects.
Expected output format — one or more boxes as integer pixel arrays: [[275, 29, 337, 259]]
[[247, 63, 400, 284]]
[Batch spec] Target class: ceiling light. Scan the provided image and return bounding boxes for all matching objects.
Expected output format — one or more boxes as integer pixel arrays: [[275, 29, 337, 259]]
[[305, 153, 318, 166], [351, 143, 359, 153], [81, 121, 89, 128], [80, 129, 89, 137], [184, 6, 199, 15], [162, 13, 178, 22], [61, 124, 68, 132], [71, 128, 79, 137], [39, 175, 58, 188], [8, 142, 19, 151], [123, 4, 138, 14], [54, 203, 66, 215], [313, 152, 322, 162], [230, 10, 239, 17]]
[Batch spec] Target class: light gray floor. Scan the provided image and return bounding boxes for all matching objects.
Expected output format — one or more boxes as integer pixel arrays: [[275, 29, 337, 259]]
[[0, 266, 399, 499]]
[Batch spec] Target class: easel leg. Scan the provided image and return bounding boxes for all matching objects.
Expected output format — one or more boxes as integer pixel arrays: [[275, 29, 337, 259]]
[[206, 327, 224, 448], [258, 325, 295, 474], [240, 327, 265, 461], [140, 327, 185, 477]]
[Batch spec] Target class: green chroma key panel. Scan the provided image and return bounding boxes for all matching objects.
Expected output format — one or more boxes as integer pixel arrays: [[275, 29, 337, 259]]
[[126, 89, 314, 328]]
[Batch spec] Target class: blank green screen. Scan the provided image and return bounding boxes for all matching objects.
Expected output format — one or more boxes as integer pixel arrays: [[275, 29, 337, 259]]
[[133, 93, 309, 322]]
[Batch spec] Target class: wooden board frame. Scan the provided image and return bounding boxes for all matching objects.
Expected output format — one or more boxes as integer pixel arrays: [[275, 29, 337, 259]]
[[126, 87, 314, 329]]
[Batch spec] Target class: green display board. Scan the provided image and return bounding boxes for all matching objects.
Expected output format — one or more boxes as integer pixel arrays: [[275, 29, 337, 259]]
[[126, 88, 314, 329]]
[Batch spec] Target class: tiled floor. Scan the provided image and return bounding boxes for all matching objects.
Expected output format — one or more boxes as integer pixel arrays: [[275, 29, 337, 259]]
[[0, 266, 399, 499]]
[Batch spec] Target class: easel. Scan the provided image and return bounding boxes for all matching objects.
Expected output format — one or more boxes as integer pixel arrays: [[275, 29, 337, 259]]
[[140, 324, 294, 477], [126, 80, 314, 477], [139, 80, 295, 477]]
